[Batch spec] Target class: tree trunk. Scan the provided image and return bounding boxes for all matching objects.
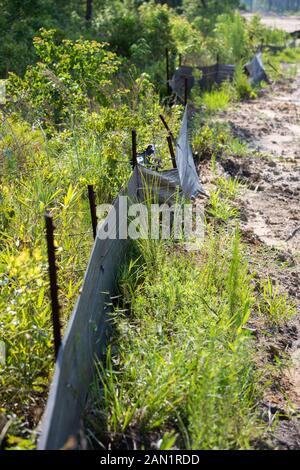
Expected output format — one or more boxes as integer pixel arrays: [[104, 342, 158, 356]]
[[86, 0, 93, 22]]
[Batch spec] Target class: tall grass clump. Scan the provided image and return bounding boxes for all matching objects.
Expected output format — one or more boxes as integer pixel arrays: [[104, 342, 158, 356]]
[[88, 227, 263, 449], [201, 87, 231, 112]]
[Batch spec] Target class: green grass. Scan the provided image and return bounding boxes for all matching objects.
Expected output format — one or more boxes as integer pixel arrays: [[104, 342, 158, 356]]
[[86, 226, 263, 450], [0, 99, 180, 447], [85, 152, 298, 449], [202, 88, 231, 112], [206, 176, 243, 223], [192, 122, 249, 161], [263, 47, 300, 81], [258, 278, 297, 326]]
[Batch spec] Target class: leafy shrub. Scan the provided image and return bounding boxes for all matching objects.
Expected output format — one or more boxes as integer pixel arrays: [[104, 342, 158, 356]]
[[209, 12, 250, 63], [193, 125, 230, 159], [234, 64, 257, 100], [7, 29, 121, 128]]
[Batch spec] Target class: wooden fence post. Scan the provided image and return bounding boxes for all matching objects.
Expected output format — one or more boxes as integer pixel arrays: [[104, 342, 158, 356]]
[[159, 114, 175, 142], [184, 77, 188, 106]]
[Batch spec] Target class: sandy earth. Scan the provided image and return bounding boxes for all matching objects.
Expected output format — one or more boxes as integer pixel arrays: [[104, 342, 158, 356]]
[[243, 13, 300, 33], [218, 72, 300, 448], [222, 77, 300, 258]]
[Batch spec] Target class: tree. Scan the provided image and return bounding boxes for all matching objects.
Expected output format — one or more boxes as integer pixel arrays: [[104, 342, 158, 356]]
[[86, 0, 93, 21], [183, 0, 241, 32]]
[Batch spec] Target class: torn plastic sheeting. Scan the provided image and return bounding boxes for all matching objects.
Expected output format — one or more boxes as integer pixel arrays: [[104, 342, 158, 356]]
[[245, 53, 269, 85], [176, 106, 206, 199]]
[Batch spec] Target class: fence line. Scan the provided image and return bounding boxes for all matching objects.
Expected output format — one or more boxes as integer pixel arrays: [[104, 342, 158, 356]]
[[38, 107, 205, 449]]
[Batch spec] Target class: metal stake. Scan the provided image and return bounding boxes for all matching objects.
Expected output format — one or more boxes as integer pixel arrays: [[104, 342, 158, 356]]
[[88, 185, 97, 240], [159, 114, 175, 142], [167, 135, 177, 169], [45, 213, 62, 360]]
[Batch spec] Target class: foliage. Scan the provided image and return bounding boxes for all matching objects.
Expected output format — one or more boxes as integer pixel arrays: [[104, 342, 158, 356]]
[[258, 278, 297, 326], [7, 29, 121, 128], [209, 12, 251, 63], [246, 14, 288, 50], [1, 0, 298, 450], [192, 123, 248, 160], [208, 189, 240, 222], [234, 63, 258, 100], [87, 227, 262, 449], [201, 85, 232, 112], [0, 0, 86, 77], [0, 28, 182, 446], [183, 0, 241, 34]]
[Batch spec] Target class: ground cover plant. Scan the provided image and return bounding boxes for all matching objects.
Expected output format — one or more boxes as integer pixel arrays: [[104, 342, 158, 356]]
[[0, 28, 181, 448], [1, 0, 299, 451], [87, 173, 297, 449]]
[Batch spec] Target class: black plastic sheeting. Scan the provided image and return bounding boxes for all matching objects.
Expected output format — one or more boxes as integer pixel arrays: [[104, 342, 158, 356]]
[[170, 53, 269, 98], [38, 107, 204, 450], [244, 53, 269, 85], [170, 63, 236, 96]]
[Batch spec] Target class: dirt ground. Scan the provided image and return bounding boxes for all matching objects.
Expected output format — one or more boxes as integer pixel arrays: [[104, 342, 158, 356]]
[[218, 71, 300, 448], [243, 13, 300, 33]]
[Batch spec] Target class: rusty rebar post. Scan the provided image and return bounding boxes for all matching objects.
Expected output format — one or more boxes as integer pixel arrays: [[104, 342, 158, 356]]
[[88, 185, 97, 240], [45, 213, 62, 360], [167, 135, 177, 169], [159, 114, 175, 142], [131, 129, 137, 168]]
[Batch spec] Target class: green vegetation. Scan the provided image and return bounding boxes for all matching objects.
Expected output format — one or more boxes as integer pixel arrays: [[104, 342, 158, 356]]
[[0, 28, 181, 446], [258, 278, 297, 326], [1, 0, 299, 450], [192, 124, 248, 160], [202, 87, 232, 112], [88, 227, 261, 449]]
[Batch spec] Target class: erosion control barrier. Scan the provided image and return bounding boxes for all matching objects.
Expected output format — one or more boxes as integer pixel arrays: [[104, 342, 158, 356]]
[[170, 53, 268, 98], [170, 63, 236, 97], [38, 107, 205, 450], [244, 52, 270, 85]]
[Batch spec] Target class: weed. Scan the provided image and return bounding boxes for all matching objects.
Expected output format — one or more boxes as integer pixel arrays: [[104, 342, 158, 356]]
[[258, 278, 297, 326], [202, 88, 231, 112], [207, 189, 239, 222], [234, 64, 257, 101], [89, 226, 263, 449]]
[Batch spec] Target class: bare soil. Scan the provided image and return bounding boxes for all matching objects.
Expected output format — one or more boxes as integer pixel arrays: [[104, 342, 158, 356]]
[[243, 13, 300, 33], [219, 73, 300, 448]]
